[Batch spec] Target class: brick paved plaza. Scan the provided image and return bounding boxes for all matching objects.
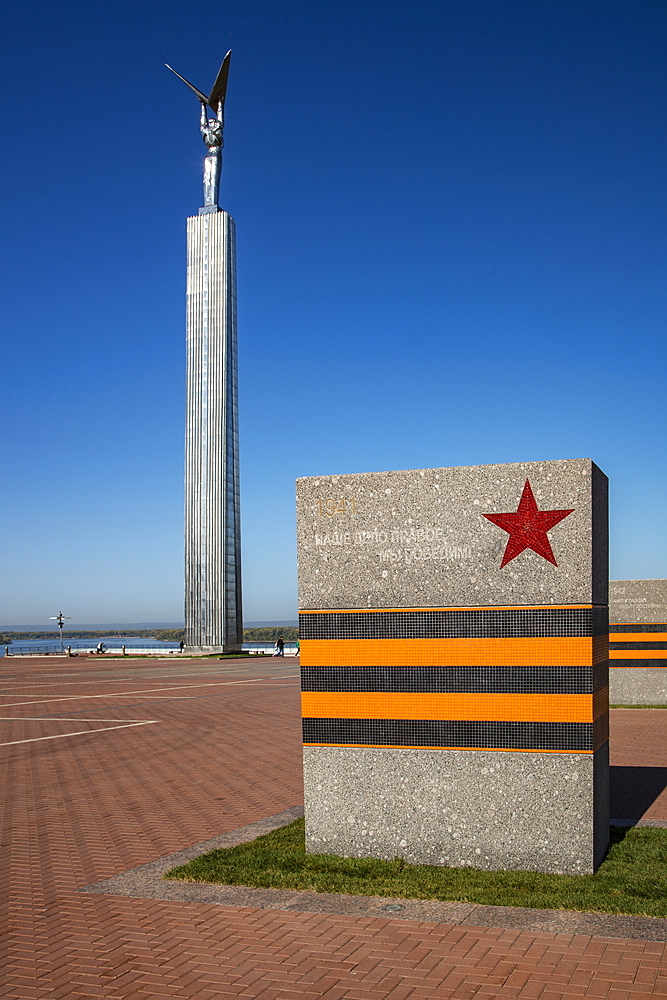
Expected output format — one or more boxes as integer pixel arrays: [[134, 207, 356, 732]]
[[1, 654, 666, 999]]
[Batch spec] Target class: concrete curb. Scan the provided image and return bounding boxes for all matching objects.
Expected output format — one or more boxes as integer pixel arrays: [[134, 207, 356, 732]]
[[81, 806, 667, 941]]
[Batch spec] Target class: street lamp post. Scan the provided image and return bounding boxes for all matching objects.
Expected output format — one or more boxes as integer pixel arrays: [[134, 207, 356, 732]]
[[49, 612, 71, 654]]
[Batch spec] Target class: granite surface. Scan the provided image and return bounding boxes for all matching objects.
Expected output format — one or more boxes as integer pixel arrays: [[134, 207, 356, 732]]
[[593, 741, 610, 867], [296, 459, 607, 610], [609, 580, 667, 624], [81, 808, 667, 941], [610, 668, 667, 705], [303, 746, 608, 875]]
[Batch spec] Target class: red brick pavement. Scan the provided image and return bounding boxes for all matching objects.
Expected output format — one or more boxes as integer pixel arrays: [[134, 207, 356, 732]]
[[0, 655, 666, 999], [609, 711, 667, 825]]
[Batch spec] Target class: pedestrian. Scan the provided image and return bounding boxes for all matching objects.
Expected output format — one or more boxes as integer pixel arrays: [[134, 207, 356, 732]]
[[295, 639, 300, 658], [276, 635, 285, 657], [179, 640, 185, 652], [96, 641, 105, 655]]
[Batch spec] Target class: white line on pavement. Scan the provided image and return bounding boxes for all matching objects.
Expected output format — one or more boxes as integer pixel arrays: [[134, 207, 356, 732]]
[[0, 716, 160, 723], [0, 668, 276, 688], [0, 721, 159, 747], [0, 676, 299, 709]]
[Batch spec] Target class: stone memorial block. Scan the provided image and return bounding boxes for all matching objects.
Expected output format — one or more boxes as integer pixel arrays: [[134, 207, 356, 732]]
[[609, 580, 667, 705], [297, 459, 609, 874], [610, 580, 667, 624]]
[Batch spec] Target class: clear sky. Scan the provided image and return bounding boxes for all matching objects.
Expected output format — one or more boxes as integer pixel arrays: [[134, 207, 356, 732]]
[[1, 0, 666, 628]]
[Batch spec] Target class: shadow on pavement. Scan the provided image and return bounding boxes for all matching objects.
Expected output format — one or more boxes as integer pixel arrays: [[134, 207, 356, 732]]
[[610, 765, 667, 822]]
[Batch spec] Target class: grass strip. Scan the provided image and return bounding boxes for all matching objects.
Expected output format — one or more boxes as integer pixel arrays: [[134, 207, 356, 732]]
[[165, 818, 667, 917], [610, 704, 667, 710]]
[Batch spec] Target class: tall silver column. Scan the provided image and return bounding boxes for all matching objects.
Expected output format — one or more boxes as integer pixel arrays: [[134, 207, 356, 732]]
[[184, 209, 242, 652], [165, 51, 241, 652]]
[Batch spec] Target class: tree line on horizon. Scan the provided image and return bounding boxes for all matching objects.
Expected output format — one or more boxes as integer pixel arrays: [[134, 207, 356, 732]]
[[0, 626, 299, 644]]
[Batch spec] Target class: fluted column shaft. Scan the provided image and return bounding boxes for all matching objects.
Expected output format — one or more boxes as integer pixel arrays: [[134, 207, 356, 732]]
[[184, 210, 242, 651]]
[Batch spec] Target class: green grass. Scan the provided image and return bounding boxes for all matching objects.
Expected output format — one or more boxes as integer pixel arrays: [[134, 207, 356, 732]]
[[164, 818, 667, 918], [610, 704, 667, 709]]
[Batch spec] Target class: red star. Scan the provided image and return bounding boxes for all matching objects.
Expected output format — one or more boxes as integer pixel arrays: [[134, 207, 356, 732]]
[[482, 479, 574, 568]]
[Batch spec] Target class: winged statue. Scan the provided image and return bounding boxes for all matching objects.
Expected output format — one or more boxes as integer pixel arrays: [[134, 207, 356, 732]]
[[166, 51, 232, 210]]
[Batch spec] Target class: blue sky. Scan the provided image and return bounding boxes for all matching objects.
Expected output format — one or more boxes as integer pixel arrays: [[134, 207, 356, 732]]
[[1, 0, 666, 628]]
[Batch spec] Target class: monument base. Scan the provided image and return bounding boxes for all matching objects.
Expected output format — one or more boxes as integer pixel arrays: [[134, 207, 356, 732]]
[[303, 744, 609, 875], [610, 669, 667, 705]]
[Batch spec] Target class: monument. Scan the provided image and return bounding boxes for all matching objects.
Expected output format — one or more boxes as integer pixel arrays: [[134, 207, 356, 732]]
[[297, 459, 609, 874], [167, 52, 243, 653], [609, 580, 667, 704]]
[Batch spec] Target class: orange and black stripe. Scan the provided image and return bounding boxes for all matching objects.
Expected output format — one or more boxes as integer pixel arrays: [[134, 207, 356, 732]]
[[300, 606, 609, 754], [609, 623, 667, 668]]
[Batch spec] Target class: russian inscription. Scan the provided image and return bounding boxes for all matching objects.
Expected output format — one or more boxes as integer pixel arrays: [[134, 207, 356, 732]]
[[313, 524, 472, 566]]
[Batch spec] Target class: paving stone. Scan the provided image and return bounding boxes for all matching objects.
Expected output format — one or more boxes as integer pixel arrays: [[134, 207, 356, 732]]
[[0, 655, 666, 998]]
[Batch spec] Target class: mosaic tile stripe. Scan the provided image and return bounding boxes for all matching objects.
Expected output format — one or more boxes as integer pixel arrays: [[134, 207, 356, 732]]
[[302, 718, 598, 752], [609, 659, 667, 669], [299, 607, 608, 640], [595, 660, 609, 692], [609, 623, 667, 634], [610, 650, 667, 659], [301, 637, 608, 668], [609, 642, 667, 652], [594, 714, 609, 749], [301, 691, 604, 724], [606, 620, 667, 674], [609, 632, 667, 642], [301, 664, 608, 694]]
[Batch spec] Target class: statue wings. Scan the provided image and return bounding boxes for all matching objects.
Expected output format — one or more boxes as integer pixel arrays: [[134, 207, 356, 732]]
[[165, 50, 232, 112]]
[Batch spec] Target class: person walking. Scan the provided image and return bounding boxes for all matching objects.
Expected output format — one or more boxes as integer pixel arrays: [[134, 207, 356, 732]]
[[275, 636, 285, 657]]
